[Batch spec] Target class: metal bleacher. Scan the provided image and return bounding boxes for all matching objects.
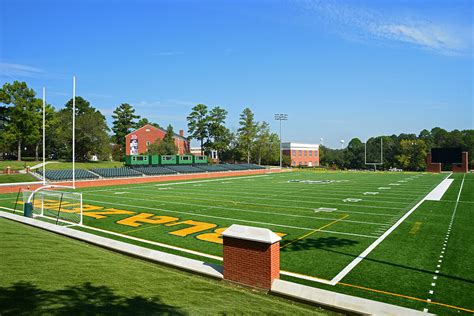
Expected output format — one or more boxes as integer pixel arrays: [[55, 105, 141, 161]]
[[37, 169, 98, 181], [91, 167, 142, 178], [195, 165, 228, 172], [165, 165, 203, 174], [132, 166, 178, 176]]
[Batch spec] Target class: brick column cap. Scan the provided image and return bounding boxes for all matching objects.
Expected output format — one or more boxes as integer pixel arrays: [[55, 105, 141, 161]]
[[222, 224, 281, 244]]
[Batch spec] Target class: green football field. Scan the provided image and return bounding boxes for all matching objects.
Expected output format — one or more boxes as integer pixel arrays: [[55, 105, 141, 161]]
[[0, 170, 472, 314]]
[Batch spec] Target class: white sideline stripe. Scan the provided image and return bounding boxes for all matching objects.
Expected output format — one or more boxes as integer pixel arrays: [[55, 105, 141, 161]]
[[425, 179, 454, 201], [330, 173, 453, 285]]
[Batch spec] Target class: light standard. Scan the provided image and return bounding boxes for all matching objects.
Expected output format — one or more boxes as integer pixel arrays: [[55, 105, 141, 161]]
[[274, 114, 288, 168], [320, 137, 324, 146]]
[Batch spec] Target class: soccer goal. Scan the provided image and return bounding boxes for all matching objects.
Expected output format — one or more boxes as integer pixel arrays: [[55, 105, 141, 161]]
[[23, 187, 83, 226]]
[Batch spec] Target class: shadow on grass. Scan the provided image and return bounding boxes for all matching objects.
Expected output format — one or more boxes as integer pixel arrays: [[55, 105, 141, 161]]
[[317, 247, 474, 285], [0, 281, 185, 315], [280, 236, 359, 252]]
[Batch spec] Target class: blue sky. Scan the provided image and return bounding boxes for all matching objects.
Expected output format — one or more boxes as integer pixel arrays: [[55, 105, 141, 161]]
[[0, 0, 472, 148]]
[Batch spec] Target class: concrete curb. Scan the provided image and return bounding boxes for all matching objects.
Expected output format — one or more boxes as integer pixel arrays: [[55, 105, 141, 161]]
[[0, 211, 223, 279], [0, 211, 432, 315], [271, 279, 433, 316]]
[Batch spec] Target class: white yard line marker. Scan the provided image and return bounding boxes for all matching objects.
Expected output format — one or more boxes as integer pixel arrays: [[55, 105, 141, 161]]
[[330, 173, 452, 285]]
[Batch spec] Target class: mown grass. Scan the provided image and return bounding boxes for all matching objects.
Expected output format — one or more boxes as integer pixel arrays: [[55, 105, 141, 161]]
[[0, 218, 331, 315], [0, 173, 38, 184]]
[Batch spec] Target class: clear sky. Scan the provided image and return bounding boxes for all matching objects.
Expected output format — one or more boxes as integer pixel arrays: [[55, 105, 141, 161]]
[[0, 0, 472, 148]]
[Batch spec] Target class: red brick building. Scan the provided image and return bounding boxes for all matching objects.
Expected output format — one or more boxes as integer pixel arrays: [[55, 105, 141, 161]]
[[282, 142, 320, 167], [125, 124, 190, 155]]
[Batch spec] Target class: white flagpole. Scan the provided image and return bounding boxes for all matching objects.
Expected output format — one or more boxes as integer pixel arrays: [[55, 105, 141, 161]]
[[42, 87, 46, 185], [72, 76, 76, 189]]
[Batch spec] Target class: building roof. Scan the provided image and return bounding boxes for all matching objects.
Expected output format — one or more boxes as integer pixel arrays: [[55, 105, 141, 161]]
[[282, 142, 319, 150], [125, 124, 187, 140]]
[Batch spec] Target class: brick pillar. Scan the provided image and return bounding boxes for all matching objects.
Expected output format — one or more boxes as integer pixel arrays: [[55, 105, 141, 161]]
[[452, 152, 468, 173], [426, 153, 441, 173], [222, 224, 281, 290]]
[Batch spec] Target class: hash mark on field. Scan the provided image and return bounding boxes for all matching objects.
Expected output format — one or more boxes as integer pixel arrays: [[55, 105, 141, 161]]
[[114, 192, 130, 195]]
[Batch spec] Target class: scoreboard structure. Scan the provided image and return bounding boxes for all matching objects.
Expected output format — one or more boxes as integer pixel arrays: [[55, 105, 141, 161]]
[[426, 148, 468, 173]]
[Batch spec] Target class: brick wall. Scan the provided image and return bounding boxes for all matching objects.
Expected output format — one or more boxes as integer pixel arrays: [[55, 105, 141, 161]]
[[426, 153, 441, 173], [223, 237, 280, 289], [452, 152, 468, 173], [125, 124, 189, 155], [283, 149, 320, 167]]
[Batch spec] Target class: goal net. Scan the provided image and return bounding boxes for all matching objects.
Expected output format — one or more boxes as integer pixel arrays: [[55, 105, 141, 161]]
[[22, 189, 83, 226]]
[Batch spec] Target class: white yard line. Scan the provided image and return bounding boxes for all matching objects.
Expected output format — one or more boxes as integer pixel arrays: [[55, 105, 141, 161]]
[[110, 186, 403, 214], [329, 173, 453, 286], [85, 192, 390, 226], [80, 174, 270, 193], [81, 198, 377, 238], [128, 185, 411, 205]]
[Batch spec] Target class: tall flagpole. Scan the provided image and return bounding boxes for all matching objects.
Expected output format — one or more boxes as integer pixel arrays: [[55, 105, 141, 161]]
[[42, 87, 46, 185], [72, 76, 76, 189]]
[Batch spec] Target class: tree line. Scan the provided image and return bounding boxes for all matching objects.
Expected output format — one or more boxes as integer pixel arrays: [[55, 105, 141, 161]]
[[2, 80, 471, 169], [186, 104, 281, 165], [0, 80, 281, 164], [321, 128, 473, 171]]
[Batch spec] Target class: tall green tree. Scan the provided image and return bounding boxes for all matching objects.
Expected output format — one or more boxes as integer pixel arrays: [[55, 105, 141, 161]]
[[112, 103, 140, 149], [396, 139, 428, 171], [237, 108, 257, 163], [58, 97, 110, 161], [33, 102, 58, 161], [253, 121, 271, 165], [148, 124, 178, 155], [344, 138, 365, 169], [0, 81, 41, 161], [136, 118, 162, 129], [187, 104, 208, 155], [206, 106, 230, 158]]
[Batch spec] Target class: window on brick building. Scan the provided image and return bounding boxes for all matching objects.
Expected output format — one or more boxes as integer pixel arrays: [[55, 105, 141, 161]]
[[299, 150, 302, 156], [292, 150, 296, 156], [309, 151, 312, 156]]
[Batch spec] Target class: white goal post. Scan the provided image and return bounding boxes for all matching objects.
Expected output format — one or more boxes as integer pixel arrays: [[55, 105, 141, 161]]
[[23, 186, 83, 226], [364, 138, 384, 171]]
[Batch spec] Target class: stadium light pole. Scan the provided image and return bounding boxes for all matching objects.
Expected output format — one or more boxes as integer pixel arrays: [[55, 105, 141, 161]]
[[274, 114, 288, 168]]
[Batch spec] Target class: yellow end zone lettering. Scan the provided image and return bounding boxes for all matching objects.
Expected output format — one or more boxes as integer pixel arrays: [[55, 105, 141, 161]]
[[166, 220, 217, 237], [116, 213, 178, 227], [84, 208, 136, 219]]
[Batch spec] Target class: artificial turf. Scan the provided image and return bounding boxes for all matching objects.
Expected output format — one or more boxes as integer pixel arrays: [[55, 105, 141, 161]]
[[0, 217, 331, 315], [0, 171, 472, 314]]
